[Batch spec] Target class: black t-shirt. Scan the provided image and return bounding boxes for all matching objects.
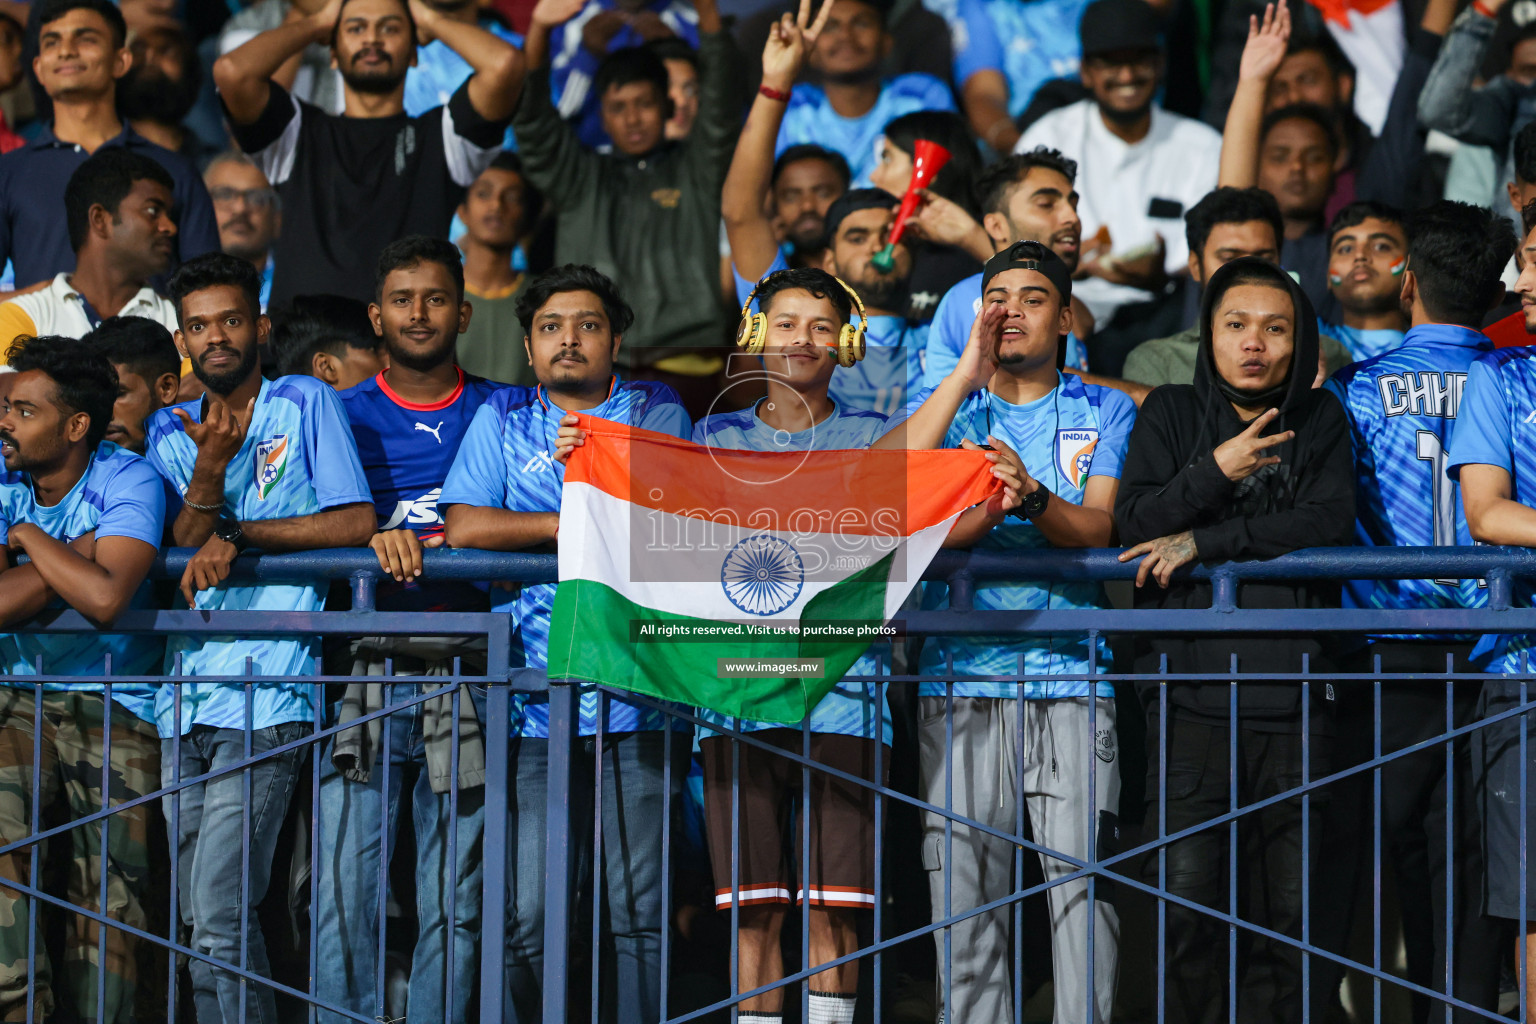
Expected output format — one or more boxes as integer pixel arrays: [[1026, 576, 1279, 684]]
[[228, 81, 505, 311]]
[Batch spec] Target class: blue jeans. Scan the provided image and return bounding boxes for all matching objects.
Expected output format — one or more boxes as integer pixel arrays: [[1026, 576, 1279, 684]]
[[162, 722, 307, 1024], [313, 683, 485, 1024], [505, 730, 685, 1024]]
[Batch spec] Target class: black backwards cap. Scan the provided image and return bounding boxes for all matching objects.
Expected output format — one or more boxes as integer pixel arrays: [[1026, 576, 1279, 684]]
[[821, 187, 900, 248], [982, 240, 1073, 305]]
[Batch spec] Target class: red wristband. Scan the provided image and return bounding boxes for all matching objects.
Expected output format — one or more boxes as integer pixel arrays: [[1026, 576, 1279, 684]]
[[758, 83, 791, 102], [1473, 0, 1497, 19]]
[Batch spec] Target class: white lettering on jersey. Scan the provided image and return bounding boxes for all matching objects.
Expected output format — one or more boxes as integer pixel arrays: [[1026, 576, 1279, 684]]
[[414, 420, 445, 444], [381, 487, 442, 530], [521, 450, 557, 474], [1376, 372, 1466, 419]]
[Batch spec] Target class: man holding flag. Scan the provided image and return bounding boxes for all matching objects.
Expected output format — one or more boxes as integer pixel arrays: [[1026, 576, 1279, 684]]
[[877, 240, 1133, 1023], [438, 263, 691, 1024], [686, 266, 1029, 1023]]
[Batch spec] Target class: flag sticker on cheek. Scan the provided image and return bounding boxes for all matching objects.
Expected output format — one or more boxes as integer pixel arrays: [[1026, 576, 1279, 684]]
[[1329, 273, 1344, 286], [1390, 257, 1406, 276]]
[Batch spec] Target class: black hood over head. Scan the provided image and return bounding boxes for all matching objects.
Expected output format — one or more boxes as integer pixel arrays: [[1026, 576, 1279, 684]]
[[1195, 256, 1319, 419]]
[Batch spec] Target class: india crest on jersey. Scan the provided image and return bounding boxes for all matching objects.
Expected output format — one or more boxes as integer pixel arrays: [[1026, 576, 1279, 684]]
[[255, 434, 289, 500], [1055, 428, 1098, 490]]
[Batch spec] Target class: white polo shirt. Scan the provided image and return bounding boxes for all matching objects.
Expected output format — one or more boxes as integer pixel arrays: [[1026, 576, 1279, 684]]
[[1017, 99, 1221, 324], [0, 273, 179, 361]]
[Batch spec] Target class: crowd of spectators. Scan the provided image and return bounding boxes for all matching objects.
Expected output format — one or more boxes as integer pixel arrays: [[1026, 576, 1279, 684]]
[[7, 0, 1536, 1019]]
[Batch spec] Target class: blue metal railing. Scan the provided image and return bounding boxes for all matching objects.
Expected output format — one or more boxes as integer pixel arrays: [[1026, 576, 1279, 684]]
[[4, 545, 1536, 1023]]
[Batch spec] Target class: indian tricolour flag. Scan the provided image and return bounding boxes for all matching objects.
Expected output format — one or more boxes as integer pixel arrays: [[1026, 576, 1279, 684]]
[[547, 416, 1001, 724]]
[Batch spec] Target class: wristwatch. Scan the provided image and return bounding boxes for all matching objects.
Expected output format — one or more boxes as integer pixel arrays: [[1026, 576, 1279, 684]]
[[1009, 484, 1051, 521], [214, 516, 249, 555]]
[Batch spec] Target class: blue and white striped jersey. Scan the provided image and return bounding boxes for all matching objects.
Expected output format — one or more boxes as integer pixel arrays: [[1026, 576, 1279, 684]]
[[1327, 323, 1489, 635], [145, 375, 371, 737]]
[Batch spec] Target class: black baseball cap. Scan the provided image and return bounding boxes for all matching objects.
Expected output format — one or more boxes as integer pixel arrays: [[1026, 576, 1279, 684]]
[[982, 240, 1073, 305], [1079, 0, 1164, 58], [821, 188, 899, 248]]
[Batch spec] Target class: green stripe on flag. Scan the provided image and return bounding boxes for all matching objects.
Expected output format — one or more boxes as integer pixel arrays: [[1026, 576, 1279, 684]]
[[548, 551, 895, 724]]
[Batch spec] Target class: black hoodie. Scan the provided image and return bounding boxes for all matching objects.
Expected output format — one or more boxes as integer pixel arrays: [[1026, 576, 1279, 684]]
[[1114, 258, 1356, 726]]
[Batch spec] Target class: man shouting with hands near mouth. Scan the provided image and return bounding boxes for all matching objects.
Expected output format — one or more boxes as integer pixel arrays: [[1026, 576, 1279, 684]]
[[875, 241, 1133, 1024]]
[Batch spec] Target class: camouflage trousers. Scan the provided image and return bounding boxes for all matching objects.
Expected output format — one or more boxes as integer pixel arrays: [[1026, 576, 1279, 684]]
[[0, 688, 159, 1023]]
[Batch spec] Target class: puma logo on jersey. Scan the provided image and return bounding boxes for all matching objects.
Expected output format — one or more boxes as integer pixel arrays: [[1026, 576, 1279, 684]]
[[414, 421, 445, 444], [521, 450, 558, 473], [382, 488, 442, 530]]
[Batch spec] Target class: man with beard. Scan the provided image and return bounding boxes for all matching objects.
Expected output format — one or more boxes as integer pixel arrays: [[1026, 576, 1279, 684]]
[[722, 0, 848, 291], [773, 0, 953, 186], [1015, 0, 1221, 375], [0, 148, 180, 351], [315, 236, 507, 1024], [86, 315, 182, 454], [874, 242, 1133, 1024], [1322, 201, 1409, 361], [144, 252, 373, 1024], [119, 23, 207, 161], [213, 0, 523, 309], [0, 334, 165, 1024], [439, 264, 691, 1023], [0, 0, 217, 287], [204, 151, 281, 312], [735, 187, 923, 416]]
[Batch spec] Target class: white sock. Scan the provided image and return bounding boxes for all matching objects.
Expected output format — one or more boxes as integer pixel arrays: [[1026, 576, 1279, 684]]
[[737, 1015, 783, 1024], [807, 991, 856, 1024]]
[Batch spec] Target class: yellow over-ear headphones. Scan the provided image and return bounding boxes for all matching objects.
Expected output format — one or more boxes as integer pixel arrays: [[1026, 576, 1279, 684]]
[[735, 272, 868, 368]]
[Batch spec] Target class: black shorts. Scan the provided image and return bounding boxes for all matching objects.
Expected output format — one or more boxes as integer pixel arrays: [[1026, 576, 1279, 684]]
[[1475, 678, 1536, 920], [699, 730, 886, 911]]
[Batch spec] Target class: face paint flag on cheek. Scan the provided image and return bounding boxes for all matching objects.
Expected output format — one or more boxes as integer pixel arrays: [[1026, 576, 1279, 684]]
[[1389, 257, 1407, 277]]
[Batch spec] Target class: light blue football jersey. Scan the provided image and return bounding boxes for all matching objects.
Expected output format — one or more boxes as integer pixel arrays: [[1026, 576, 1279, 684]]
[[950, 0, 1091, 120], [437, 376, 692, 737], [0, 442, 164, 722], [776, 74, 957, 186], [732, 254, 926, 416], [1322, 317, 1405, 364], [892, 376, 1135, 697], [145, 376, 372, 737], [924, 271, 1088, 387], [1327, 323, 1488, 637], [1448, 348, 1536, 671], [691, 400, 895, 742]]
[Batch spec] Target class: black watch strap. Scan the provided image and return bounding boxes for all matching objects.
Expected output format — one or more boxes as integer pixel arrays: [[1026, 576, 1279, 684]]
[[1009, 484, 1051, 521], [214, 516, 248, 554]]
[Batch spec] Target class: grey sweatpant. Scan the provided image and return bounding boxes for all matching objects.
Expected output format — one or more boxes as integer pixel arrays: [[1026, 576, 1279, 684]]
[[919, 695, 1120, 1023]]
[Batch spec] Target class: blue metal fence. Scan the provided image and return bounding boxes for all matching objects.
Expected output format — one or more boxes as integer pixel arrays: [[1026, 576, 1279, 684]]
[[3, 546, 1535, 1023]]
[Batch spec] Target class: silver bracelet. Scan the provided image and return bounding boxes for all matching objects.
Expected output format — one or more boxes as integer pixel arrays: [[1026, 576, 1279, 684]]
[[183, 498, 225, 513]]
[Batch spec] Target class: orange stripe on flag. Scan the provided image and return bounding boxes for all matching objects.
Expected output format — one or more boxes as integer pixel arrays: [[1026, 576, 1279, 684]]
[[564, 416, 1002, 535]]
